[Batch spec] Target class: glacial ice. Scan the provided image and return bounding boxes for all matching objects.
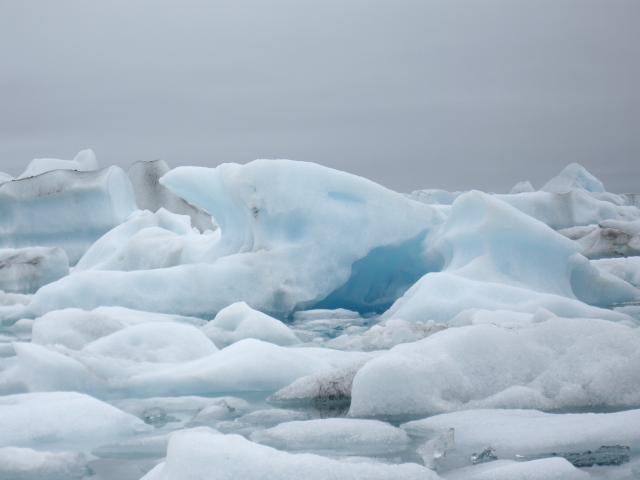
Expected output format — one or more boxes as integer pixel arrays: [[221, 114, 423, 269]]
[[17, 149, 98, 180], [1, 155, 639, 479], [349, 317, 640, 417], [250, 418, 410, 456], [202, 301, 299, 347], [0, 447, 89, 480], [127, 159, 215, 232], [0, 166, 137, 263], [0, 392, 151, 448], [75, 209, 219, 271], [402, 408, 640, 465], [0, 246, 68, 294], [140, 428, 440, 480], [32, 306, 206, 350]]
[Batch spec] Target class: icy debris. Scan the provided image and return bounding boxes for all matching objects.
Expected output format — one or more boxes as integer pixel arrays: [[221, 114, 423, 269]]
[[32, 306, 206, 350], [17, 149, 98, 179], [0, 392, 151, 448], [0, 447, 90, 480], [350, 318, 640, 417], [75, 208, 219, 271], [470, 447, 498, 464], [128, 159, 215, 232], [416, 428, 454, 469], [327, 318, 446, 350], [555, 445, 630, 467], [203, 301, 299, 348], [187, 397, 251, 425], [140, 428, 440, 480], [113, 396, 248, 421], [250, 418, 410, 456], [216, 408, 311, 435], [0, 247, 69, 294], [0, 166, 137, 263], [140, 407, 174, 427]]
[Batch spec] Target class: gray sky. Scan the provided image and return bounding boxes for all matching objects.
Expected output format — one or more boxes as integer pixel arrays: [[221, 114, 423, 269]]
[[1, 0, 638, 192]]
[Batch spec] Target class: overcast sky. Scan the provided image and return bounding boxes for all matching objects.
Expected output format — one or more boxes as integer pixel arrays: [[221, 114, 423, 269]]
[[1, 0, 638, 192]]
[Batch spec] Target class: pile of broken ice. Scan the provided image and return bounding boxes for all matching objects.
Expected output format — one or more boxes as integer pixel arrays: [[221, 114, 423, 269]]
[[1, 151, 640, 479]]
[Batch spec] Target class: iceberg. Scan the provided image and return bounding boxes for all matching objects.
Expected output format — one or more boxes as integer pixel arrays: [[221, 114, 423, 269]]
[[202, 301, 299, 347], [0, 166, 137, 263], [349, 317, 640, 417]]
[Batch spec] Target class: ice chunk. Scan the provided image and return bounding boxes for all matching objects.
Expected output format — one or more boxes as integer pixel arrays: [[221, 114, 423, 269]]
[[327, 318, 446, 351], [250, 418, 410, 456], [187, 397, 251, 425], [128, 159, 215, 232], [0, 246, 69, 294], [75, 208, 219, 271], [268, 358, 370, 407], [82, 322, 218, 363], [349, 317, 640, 417], [560, 219, 640, 259], [541, 163, 605, 194], [203, 301, 299, 347], [0, 392, 151, 448], [416, 428, 455, 469], [0, 447, 89, 480], [509, 180, 535, 194], [402, 409, 640, 465], [593, 256, 640, 289], [140, 428, 439, 480], [216, 408, 311, 435], [92, 433, 170, 459], [32, 306, 205, 350], [17, 149, 98, 179], [0, 166, 137, 263]]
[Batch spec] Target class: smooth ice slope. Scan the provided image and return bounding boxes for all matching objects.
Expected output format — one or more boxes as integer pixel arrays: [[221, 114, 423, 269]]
[[26, 160, 442, 318], [349, 317, 640, 417], [203, 301, 299, 347], [0, 447, 88, 480], [0, 247, 69, 294], [0, 392, 151, 448], [0, 166, 137, 263], [17, 149, 98, 179], [141, 428, 440, 480], [128, 160, 214, 232]]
